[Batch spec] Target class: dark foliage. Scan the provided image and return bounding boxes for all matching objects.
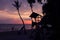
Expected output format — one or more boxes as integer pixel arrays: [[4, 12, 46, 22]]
[[27, 0, 35, 4], [12, 0, 21, 10], [37, 0, 42, 4], [27, 0, 36, 12]]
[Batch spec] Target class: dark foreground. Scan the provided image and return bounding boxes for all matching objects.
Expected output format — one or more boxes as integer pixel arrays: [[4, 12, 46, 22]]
[[0, 28, 55, 40]]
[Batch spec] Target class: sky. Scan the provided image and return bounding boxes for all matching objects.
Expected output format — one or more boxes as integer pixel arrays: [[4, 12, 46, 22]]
[[0, 0, 45, 24]]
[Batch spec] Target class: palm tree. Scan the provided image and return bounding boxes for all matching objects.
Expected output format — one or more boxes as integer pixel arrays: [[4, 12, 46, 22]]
[[27, 0, 35, 12], [12, 0, 26, 33]]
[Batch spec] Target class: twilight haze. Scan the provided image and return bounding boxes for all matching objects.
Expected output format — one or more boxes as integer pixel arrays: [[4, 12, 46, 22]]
[[0, 0, 44, 24]]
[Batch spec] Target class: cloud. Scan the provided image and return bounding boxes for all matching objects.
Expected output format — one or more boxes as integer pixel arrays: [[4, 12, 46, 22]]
[[0, 10, 31, 24], [0, 0, 43, 24]]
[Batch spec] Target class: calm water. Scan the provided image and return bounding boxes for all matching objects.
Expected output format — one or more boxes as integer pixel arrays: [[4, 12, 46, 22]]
[[0, 24, 31, 32]]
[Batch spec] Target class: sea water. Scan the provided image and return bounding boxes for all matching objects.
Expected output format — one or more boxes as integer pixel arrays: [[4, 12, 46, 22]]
[[0, 24, 31, 32]]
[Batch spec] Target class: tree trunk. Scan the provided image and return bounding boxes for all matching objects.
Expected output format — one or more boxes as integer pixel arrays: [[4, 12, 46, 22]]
[[17, 9, 25, 27], [30, 4, 33, 12], [17, 9, 26, 34]]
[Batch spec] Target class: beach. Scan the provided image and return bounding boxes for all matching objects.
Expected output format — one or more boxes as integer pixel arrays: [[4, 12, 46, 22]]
[[0, 24, 55, 40]]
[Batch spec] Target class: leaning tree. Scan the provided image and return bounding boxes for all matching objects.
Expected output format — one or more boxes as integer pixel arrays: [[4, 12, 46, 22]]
[[12, 0, 26, 34], [27, 0, 35, 12]]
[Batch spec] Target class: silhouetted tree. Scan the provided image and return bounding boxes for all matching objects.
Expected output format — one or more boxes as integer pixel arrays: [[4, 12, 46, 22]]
[[27, 0, 37, 38], [12, 0, 26, 34], [37, 0, 42, 4], [27, 0, 35, 12]]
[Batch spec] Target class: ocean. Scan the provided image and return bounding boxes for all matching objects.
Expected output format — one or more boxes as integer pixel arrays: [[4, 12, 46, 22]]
[[0, 24, 31, 32]]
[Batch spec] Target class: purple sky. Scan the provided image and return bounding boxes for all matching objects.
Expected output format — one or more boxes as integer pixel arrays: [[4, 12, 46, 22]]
[[0, 0, 46, 24]]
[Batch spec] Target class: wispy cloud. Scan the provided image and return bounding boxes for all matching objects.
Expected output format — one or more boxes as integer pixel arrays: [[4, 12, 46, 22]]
[[0, 0, 43, 24]]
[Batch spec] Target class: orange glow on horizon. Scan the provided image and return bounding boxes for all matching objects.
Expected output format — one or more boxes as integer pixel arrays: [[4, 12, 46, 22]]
[[12, 19, 31, 24], [0, 6, 43, 24], [24, 20, 31, 24]]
